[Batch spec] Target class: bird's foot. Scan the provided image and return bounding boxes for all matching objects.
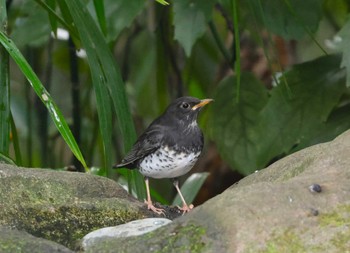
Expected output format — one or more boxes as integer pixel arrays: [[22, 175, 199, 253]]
[[177, 204, 194, 214], [145, 200, 165, 215]]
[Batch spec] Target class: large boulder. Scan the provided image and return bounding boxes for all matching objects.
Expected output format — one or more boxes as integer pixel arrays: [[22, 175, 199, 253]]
[[0, 165, 151, 250], [85, 130, 350, 252]]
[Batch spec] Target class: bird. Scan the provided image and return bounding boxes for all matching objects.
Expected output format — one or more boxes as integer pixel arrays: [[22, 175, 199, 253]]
[[114, 96, 213, 214]]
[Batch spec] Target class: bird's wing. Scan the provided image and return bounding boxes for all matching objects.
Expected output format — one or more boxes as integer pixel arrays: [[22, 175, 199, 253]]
[[114, 127, 164, 169]]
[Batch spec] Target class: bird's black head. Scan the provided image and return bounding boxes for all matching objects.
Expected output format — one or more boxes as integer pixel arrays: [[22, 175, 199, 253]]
[[164, 96, 213, 124]]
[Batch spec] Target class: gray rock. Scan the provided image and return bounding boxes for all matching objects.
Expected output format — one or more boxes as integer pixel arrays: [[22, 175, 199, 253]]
[[82, 218, 172, 250], [0, 226, 73, 253], [85, 130, 350, 252], [0, 165, 152, 250]]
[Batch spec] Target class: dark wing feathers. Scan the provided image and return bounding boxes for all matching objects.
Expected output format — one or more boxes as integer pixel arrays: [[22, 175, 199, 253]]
[[114, 126, 164, 169]]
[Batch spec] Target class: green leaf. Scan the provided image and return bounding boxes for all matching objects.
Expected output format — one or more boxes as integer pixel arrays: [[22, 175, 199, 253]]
[[172, 172, 209, 206], [62, 0, 146, 200], [46, 0, 57, 36], [156, 0, 169, 5], [256, 54, 346, 168], [10, 1, 51, 48], [324, 0, 349, 28], [209, 74, 268, 175], [173, 0, 215, 56], [34, 0, 80, 42], [93, 0, 107, 36], [61, 1, 113, 173], [103, 0, 145, 42], [0, 31, 88, 170], [248, 0, 323, 40], [292, 104, 350, 152], [337, 19, 350, 87], [0, 152, 16, 165]]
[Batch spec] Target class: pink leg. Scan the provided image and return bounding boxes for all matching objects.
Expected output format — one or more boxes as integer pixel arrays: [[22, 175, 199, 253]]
[[173, 180, 194, 214], [144, 177, 165, 215]]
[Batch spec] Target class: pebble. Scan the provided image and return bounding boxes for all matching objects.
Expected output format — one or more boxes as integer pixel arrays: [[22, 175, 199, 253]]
[[309, 184, 322, 193]]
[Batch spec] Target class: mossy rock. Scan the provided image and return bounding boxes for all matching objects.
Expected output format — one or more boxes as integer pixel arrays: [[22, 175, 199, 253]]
[[0, 226, 73, 253], [0, 165, 151, 250]]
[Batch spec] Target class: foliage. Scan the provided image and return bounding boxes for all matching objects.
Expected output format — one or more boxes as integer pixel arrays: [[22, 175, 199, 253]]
[[0, 0, 350, 204]]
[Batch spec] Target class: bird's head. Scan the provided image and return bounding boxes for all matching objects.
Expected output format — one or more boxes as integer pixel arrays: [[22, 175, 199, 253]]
[[164, 96, 213, 125]]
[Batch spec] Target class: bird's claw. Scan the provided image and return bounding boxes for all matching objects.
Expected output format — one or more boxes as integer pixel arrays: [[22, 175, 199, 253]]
[[177, 203, 194, 214], [145, 200, 165, 215]]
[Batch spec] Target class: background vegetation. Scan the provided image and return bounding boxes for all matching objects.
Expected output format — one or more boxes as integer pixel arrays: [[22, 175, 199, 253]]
[[1, 0, 350, 205]]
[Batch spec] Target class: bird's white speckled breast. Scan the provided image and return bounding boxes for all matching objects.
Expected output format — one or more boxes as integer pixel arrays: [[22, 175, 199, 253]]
[[139, 146, 200, 179]]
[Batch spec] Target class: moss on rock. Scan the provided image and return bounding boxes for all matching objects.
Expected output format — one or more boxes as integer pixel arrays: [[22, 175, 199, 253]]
[[0, 226, 73, 253], [0, 165, 150, 250]]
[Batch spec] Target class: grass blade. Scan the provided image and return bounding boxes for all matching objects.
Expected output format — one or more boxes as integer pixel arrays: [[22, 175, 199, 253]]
[[0, 31, 88, 170], [172, 172, 209, 206], [34, 0, 79, 41], [93, 0, 107, 36], [62, 0, 146, 200], [45, 0, 57, 36], [0, 152, 16, 165]]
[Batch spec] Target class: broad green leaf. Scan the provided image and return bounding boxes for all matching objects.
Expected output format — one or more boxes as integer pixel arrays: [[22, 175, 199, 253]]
[[0, 31, 88, 170], [292, 104, 350, 152], [209, 74, 268, 175], [337, 19, 350, 87], [10, 1, 51, 48], [248, 0, 323, 40], [173, 0, 215, 56], [103, 0, 145, 42], [256, 54, 346, 168], [324, 0, 349, 28], [62, 0, 146, 200], [172, 172, 209, 206]]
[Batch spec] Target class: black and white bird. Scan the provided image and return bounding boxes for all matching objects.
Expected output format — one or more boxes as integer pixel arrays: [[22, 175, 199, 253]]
[[114, 96, 213, 214]]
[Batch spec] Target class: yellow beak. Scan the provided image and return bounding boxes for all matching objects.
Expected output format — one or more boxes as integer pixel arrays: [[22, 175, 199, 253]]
[[192, 98, 214, 111]]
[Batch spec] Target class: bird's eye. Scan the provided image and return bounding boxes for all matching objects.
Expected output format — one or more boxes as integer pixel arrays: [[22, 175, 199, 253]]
[[181, 102, 190, 109]]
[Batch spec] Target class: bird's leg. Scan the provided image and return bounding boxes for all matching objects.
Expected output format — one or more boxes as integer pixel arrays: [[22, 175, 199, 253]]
[[173, 179, 194, 214], [144, 177, 165, 215]]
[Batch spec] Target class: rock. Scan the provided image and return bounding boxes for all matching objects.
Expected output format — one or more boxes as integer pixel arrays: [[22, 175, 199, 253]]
[[0, 226, 73, 253], [87, 130, 350, 252], [82, 218, 172, 250], [0, 165, 152, 250]]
